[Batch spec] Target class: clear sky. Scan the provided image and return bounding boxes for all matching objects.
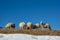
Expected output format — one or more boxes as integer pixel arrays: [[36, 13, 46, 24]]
[[0, 0, 60, 30]]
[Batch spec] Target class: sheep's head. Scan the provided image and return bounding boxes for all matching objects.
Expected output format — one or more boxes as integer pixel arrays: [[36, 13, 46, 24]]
[[0, 27, 2, 29], [40, 21, 43, 24], [40, 21, 45, 26]]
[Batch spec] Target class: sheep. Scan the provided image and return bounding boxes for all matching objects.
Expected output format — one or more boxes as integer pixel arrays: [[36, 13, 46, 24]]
[[26, 22, 33, 29], [40, 21, 51, 30], [33, 23, 40, 29], [19, 22, 26, 30], [5, 23, 15, 29], [43, 23, 51, 30]]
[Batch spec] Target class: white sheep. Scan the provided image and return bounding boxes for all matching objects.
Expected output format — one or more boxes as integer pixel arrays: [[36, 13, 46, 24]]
[[27, 22, 33, 29], [5, 23, 15, 29], [43, 23, 51, 30], [35, 23, 40, 28], [19, 22, 26, 29], [40, 21, 51, 30]]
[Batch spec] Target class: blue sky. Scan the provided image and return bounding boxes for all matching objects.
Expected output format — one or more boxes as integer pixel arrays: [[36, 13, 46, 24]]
[[0, 0, 60, 30]]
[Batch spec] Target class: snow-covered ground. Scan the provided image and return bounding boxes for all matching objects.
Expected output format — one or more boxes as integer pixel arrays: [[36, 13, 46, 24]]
[[0, 34, 60, 40]]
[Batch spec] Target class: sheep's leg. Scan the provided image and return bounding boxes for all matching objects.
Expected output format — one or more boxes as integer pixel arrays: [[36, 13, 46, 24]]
[[41, 25, 44, 30], [47, 26, 51, 31]]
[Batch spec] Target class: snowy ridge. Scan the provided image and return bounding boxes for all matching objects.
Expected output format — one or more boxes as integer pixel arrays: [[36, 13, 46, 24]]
[[0, 34, 60, 40]]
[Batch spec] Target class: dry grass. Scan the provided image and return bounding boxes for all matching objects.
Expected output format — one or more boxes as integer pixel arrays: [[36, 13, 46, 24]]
[[0, 28, 60, 36]]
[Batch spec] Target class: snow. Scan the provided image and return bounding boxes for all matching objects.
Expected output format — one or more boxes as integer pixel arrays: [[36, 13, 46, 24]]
[[0, 34, 60, 40]]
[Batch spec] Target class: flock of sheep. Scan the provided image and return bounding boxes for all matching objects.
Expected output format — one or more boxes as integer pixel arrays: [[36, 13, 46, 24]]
[[4, 21, 51, 30]]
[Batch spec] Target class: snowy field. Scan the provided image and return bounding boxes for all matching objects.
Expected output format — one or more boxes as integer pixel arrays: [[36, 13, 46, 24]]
[[0, 34, 60, 40]]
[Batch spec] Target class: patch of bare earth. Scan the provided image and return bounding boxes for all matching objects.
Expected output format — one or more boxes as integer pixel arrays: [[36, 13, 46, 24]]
[[0, 29, 60, 36]]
